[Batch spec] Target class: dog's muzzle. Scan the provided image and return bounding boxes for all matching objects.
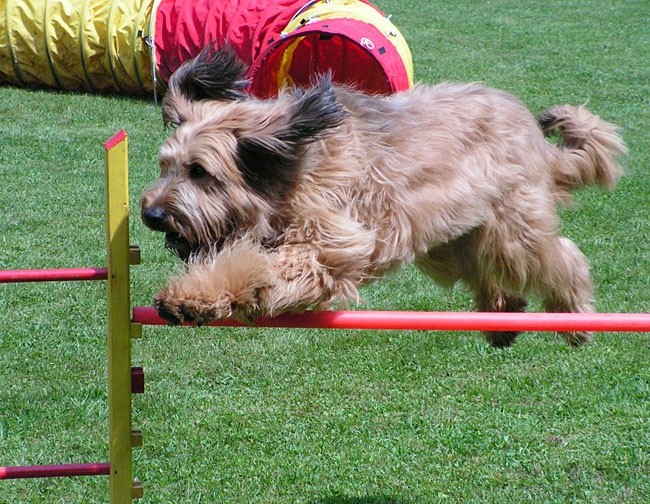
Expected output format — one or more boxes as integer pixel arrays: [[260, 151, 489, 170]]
[[142, 206, 193, 261]]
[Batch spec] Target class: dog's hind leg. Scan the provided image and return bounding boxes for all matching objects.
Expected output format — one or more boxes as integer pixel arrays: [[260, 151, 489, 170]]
[[471, 278, 528, 347], [536, 236, 595, 346], [416, 232, 527, 347]]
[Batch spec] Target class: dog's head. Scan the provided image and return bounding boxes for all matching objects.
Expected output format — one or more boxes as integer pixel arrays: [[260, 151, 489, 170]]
[[140, 45, 346, 261]]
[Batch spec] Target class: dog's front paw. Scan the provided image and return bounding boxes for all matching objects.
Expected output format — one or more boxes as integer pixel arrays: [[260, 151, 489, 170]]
[[154, 290, 235, 326], [154, 294, 185, 325]]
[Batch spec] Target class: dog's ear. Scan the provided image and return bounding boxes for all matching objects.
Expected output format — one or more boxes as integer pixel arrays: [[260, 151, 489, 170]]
[[270, 75, 347, 149], [162, 44, 249, 127], [236, 76, 346, 197], [167, 43, 249, 101]]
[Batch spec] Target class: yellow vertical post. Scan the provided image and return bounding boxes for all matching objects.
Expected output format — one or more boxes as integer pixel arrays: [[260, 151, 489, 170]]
[[104, 130, 134, 503]]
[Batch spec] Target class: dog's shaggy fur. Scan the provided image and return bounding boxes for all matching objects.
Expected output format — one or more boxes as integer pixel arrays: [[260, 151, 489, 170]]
[[141, 46, 626, 347]]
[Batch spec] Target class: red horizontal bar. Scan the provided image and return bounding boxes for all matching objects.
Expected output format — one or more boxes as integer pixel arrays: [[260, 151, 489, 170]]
[[132, 307, 650, 333], [0, 268, 108, 283], [0, 462, 110, 480]]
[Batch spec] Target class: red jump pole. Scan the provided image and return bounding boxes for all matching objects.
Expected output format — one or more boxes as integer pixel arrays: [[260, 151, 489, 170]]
[[0, 462, 110, 480], [0, 268, 108, 283], [132, 307, 650, 333]]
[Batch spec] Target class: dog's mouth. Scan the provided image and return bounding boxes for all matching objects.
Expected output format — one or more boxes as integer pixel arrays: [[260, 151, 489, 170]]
[[164, 232, 227, 262], [164, 232, 193, 262]]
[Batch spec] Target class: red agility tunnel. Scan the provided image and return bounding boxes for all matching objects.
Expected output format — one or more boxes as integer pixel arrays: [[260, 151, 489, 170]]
[[0, 0, 413, 97], [154, 0, 414, 97]]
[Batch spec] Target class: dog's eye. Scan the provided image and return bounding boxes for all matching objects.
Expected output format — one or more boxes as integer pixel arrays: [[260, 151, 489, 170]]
[[188, 163, 207, 179]]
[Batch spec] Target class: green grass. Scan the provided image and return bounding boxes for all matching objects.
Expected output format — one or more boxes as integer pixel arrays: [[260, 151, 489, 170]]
[[1, 1, 649, 502]]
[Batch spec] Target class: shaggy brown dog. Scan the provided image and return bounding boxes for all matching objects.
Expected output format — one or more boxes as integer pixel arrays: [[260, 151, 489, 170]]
[[141, 46, 626, 347]]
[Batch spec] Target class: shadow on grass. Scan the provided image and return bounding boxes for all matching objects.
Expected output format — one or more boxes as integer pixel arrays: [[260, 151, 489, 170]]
[[315, 495, 405, 504]]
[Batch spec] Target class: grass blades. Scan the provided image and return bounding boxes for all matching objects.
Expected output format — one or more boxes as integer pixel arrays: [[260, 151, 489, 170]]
[[1, 1, 649, 502]]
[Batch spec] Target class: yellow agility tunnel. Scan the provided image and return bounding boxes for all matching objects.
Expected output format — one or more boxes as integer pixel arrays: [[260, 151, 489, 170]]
[[0, 0, 157, 94], [0, 0, 413, 97]]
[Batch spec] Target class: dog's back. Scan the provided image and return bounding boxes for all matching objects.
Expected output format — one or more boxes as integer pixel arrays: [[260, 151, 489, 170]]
[[318, 83, 564, 254], [326, 82, 625, 242]]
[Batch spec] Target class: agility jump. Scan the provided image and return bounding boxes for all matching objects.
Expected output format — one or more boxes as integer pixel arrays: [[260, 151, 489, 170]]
[[1, 130, 649, 503], [0, 131, 141, 502]]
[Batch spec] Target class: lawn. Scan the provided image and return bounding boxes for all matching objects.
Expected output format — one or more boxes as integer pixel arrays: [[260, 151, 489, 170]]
[[1, 1, 649, 503]]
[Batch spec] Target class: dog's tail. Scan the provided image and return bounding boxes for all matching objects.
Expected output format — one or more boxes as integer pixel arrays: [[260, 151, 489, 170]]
[[538, 105, 627, 194]]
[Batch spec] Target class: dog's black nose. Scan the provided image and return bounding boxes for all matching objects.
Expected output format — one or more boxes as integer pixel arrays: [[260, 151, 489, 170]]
[[142, 206, 168, 231]]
